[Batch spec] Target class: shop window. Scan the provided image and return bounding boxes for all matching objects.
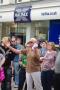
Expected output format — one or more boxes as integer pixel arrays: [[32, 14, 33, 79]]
[[33, 21, 49, 40], [35, 27, 48, 40]]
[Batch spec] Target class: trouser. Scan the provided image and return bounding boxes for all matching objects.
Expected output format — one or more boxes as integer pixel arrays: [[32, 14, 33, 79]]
[[14, 62, 19, 85], [41, 70, 54, 90], [54, 73, 60, 90], [26, 71, 42, 90], [18, 66, 26, 90], [1, 67, 12, 90]]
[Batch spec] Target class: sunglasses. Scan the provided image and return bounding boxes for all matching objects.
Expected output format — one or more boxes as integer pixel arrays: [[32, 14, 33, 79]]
[[11, 41, 15, 42]]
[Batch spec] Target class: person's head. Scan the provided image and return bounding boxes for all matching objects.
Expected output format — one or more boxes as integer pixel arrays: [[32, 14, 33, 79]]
[[47, 42, 56, 51], [2, 37, 10, 47], [27, 38, 37, 47], [40, 41, 47, 48], [11, 36, 16, 45], [25, 43, 30, 49], [16, 37, 22, 44]]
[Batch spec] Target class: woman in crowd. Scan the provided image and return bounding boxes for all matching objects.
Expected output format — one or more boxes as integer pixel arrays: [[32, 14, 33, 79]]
[[40, 42, 57, 90], [5, 38, 42, 90], [40, 41, 47, 57]]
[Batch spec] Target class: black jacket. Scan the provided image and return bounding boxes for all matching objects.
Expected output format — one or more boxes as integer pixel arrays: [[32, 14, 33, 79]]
[[0, 44, 16, 68]]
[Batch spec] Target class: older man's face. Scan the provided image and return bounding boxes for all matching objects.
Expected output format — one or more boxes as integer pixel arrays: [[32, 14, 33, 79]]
[[3, 40, 10, 48], [28, 42, 34, 47]]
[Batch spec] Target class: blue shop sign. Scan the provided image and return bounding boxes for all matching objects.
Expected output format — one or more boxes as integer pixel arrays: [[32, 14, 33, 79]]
[[14, 6, 31, 23]]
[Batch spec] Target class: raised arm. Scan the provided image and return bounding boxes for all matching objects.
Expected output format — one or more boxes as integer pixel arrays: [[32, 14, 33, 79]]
[[9, 46, 21, 54]]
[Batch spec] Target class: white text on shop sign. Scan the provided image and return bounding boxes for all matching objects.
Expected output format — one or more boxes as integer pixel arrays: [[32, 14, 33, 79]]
[[15, 12, 28, 17], [15, 9, 28, 17], [14, 6, 31, 23]]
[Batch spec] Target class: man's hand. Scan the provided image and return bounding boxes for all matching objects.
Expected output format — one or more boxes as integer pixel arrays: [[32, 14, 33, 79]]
[[40, 57, 44, 60], [32, 43, 38, 50], [4, 42, 10, 48]]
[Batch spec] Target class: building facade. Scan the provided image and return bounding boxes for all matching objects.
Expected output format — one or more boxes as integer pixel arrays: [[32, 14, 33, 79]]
[[0, 0, 60, 44]]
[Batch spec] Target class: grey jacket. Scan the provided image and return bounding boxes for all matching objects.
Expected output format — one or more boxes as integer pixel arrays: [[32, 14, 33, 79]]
[[55, 51, 60, 73]]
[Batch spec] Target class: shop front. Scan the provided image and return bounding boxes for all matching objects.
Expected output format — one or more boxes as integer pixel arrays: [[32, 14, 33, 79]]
[[14, 6, 60, 44], [0, 5, 60, 45], [14, 5, 49, 43], [31, 6, 60, 44]]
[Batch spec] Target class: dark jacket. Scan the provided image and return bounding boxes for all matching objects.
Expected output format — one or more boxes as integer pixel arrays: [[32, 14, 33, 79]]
[[0, 44, 16, 68]]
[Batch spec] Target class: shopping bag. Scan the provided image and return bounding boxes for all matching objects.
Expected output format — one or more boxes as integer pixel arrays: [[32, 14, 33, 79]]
[[0, 67, 5, 82]]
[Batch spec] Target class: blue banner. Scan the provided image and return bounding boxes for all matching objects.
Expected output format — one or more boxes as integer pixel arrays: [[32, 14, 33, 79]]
[[14, 6, 31, 23], [49, 20, 60, 44]]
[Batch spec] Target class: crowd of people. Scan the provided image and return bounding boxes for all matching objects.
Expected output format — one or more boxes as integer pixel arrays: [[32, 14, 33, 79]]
[[0, 36, 60, 90]]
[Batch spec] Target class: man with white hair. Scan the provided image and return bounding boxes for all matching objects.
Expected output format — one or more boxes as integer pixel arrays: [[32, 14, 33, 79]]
[[5, 38, 43, 90]]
